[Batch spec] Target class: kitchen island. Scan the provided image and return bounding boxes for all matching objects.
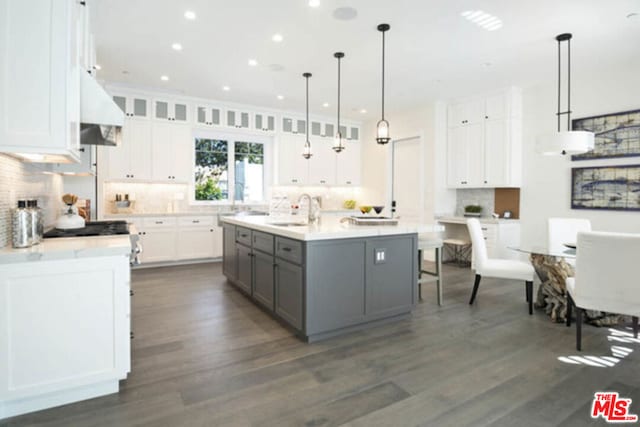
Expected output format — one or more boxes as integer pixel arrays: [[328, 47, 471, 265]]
[[222, 215, 442, 342]]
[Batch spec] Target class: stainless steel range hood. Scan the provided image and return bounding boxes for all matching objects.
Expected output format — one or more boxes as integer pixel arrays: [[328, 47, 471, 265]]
[[80, 72, 124, 146]]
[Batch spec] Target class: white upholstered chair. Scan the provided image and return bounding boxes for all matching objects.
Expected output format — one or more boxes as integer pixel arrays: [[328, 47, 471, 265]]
[[467, 219, 536, 314], [566, 231, 640, 351], [547, 218, 591, 265]]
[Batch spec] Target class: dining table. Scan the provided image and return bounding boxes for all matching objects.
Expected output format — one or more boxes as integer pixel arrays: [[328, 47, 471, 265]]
[[510, 244, 624, 326]]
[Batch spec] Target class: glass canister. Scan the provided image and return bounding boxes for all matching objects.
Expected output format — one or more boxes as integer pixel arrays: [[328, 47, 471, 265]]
[[12, 200, 33, 248], [27, 200, 43, 244]]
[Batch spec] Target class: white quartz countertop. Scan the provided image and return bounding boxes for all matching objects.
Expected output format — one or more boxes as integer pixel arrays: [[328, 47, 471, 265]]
[[0, 235, 131, 264], [437, 216, 520, 225], [222, 215, 444, 241]]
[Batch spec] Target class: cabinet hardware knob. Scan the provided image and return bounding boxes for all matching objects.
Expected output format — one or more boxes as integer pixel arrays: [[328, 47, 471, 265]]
[[130, 290, 134, 296], [281, 247, 292, 252], [130, 332, 135, 339], [485, 115, 489, 119], [193, 220, 200, 223]]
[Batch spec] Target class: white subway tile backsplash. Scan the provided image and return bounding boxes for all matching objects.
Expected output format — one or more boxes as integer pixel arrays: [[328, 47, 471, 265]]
[[456, 189, 494, 217]]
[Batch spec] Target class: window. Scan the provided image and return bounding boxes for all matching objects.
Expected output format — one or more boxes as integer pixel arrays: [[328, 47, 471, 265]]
[[193, 134, 269, 204]]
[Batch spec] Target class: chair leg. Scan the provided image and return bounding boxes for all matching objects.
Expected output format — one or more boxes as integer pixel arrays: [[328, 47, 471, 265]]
[[566, 294, 573, 327], [469, 274, 481, 305], [526, 281, 533, 315], [576, 308, 583, 352], [417, 249, 423, 301], [436, 247, 443, 306], [633, 316, 639, 339]]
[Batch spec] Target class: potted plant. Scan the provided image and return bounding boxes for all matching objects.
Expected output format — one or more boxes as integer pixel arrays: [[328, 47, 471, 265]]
[[464, 205, 483, 217]]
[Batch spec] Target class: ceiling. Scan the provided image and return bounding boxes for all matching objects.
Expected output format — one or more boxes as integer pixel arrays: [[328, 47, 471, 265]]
[[92, 0, 640, 120]]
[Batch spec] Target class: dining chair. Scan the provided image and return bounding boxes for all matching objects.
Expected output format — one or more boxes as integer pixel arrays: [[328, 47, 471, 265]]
[[566, 231, 640, 351], [467, 218, 536, 314], [547, 218, 591, 255]]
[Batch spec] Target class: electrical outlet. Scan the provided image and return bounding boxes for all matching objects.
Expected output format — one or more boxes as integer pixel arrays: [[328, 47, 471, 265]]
[[374, 248, 387, 264]]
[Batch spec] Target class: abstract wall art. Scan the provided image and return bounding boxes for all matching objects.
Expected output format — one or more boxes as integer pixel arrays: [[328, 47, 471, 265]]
[[571, 164, 640, 211], [572, 109, 640, 160]]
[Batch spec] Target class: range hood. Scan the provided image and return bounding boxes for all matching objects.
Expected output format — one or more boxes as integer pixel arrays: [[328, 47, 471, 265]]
[[80, 72, 125, 146]]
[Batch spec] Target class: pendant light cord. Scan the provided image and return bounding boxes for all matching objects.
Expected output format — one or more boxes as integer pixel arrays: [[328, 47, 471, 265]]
[[556, 35, 573, 132], [306, 75, 309, 142], [337, 56, 341, 134], [567, 37, 571, 131], [381, 29, 385, 121], [557, 37, 561, 132]]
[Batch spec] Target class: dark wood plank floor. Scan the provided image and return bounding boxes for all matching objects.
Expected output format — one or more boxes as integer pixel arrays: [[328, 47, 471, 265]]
[[3, 262, 639, 427]]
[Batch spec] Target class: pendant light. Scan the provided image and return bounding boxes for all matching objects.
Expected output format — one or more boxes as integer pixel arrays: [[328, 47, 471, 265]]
[[302, 72, 313, 159], [536, 33, 594, 155], [376, 23, 391, 144], [333, 52, 345, 153]]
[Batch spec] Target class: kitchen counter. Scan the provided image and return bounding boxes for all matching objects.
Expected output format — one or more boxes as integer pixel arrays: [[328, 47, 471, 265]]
[[437, 216, 520, 225], [222, 215, 444, 241], [0, 235, 131, 264]]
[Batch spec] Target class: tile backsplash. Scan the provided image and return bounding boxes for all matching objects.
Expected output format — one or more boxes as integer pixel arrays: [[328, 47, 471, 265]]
[[455, 188, 495, 217], [0, 154, 63, 248]]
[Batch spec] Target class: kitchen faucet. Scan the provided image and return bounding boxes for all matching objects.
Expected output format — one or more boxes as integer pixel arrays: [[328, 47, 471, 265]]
[[298, 193, 321, 224]]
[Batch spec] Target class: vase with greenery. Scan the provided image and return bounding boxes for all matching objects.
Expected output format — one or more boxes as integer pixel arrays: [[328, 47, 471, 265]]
[[464, 205, 483, 217]]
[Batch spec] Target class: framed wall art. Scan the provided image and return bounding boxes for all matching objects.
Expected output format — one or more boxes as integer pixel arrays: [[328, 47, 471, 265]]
[[571, 164, 640, 211], [571, 109, 640, 161]]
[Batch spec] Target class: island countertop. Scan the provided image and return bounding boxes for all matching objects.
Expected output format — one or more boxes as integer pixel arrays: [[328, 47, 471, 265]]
[[221, 215, 444, 241], [0, 235, 131, 264]]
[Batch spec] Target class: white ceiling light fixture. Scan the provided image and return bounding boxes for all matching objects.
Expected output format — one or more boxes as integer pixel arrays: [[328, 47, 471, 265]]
[[302, 73, 313, 159], [160, 75, 169, 81], [184, 10, 196, 20], [360, 109, 367, 114], [308, 0, 320, 8], [536, 33, 594, 156], [376, 23, 391, 145], [277, 95, 284, 100], [322, 102, 329, 108], [461, 10, 503, 31], [272, 33, 283, 42], [222, 85, 230, 91], [248, 59, 258, 67], [171, 43, 183, 51]]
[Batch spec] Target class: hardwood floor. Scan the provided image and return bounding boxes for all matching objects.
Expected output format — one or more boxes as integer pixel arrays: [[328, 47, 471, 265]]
[[3, 262, 639, 426]]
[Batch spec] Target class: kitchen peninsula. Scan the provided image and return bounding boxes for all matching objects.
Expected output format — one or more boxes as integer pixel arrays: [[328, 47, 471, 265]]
[[222, 216, 442, 342]]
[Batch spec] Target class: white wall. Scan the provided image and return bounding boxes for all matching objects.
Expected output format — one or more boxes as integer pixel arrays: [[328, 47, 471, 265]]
[[360, 102, 455, 221], [520, 67, 640, 247]]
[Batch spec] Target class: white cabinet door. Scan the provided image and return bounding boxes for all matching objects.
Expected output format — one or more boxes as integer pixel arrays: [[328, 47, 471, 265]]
[[282, 117, 305, 134], [151, 123, 191, 182], [172, 125, 193, 182], [112, 93, 149, 119], [465, 123, 484, 186], [0, 0, 81, 162], [212, 226, 223, 258], [139, 229, 177, 263], [103, 125, 132, 181], [484, 92, 509, 121], [154, 99, 189, 123], [483, 119, 510, 187], [336, 141, 361, 185], [278, 134, 308, 185], [254, 113, 276, 132], [448, 98, 484, 126], [176, 228, 215, 260], [227, 110, 251, 129], [127, 120, 152, 180], [447, 124, 483, 188], [195, 105, 222, 127], [308, 140, 336, 185]]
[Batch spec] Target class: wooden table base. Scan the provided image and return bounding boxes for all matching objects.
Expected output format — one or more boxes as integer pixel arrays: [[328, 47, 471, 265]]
[[529, 254, 625, 326]]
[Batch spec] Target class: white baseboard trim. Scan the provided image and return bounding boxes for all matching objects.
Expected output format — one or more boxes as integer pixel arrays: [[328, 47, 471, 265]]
[[133, 257, 222, 269]]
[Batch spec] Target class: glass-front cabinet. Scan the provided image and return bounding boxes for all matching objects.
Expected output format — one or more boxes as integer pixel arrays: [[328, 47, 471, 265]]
[[154, 99, 190, 122], [254, 113, 276, 132], [112, 93, 150, 119], [227, 109, 251, 129], [282, 117, 306, 134], [195, 104, 223, 127]]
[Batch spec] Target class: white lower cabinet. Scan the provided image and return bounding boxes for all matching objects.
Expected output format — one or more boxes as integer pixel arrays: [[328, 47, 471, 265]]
[[176, 216, 221, 260], [0, 255, 130, 419]]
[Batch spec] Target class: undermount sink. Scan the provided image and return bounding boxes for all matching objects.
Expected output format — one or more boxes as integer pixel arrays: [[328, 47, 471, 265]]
[[267, 222, 308, 227]]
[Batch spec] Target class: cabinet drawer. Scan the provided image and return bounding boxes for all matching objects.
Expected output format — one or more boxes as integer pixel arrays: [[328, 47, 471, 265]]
[[253, 231, 274, 254], [143, 217, 178, 228], [276, 237, 303, 265], [236, 227, 252, 246], [480, 224, 497, 239], [178, 216, 214, 227]]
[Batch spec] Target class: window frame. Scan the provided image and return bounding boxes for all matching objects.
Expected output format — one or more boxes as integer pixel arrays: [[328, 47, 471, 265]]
[[190, 129, 273, 206]]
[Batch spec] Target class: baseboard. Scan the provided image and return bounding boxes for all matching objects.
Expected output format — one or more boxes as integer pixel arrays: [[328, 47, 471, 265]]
[[133, 257, 222, 269]]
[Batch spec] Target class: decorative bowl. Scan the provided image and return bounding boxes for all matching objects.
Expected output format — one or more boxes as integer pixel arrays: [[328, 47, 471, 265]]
[[359, 206, 372, 214]]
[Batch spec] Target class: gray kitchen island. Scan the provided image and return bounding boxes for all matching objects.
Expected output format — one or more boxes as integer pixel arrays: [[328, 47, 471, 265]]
[[221, 215, 442, 342]]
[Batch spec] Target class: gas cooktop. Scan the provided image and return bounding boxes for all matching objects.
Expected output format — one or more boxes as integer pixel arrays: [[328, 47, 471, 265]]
[[44, 220, 130, 238]]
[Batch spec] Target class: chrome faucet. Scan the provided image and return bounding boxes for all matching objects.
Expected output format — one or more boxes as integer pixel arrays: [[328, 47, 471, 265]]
[[298, 193, 321, 224]]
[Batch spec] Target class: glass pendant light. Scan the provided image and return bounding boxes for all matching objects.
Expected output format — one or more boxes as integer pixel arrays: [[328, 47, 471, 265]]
[[536, 33, 594, 155], [333, 52, 345, 153], [302, 72, 313, 159], [376, 24, 391, 144]]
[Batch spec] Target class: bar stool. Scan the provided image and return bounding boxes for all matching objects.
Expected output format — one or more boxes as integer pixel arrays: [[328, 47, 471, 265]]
[[443, 238, 471, 267], [418, 237, 443, 306]]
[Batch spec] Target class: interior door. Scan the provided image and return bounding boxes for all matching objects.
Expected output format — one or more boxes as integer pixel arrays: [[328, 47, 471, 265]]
[[392, 137, 422, 222]]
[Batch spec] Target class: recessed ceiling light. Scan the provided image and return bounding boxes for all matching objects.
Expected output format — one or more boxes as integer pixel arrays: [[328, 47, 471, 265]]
[[277, 95, 284, 100], [333, 7, 358, 21], [184, 10, 196, 20], [248, 59, 258, 67], [160, 75, 169, 81], [461, 10, 503, 31], [222, 85, 230, 91], [360, 109, 367, 114], [482, 62, 492, 67], [627, 12, 639, 20], [93, 64, 102, 70], [272, 33, 283, 42], [322, 102, 330, 108], [171, 43, 183, 51], [309, 0, 320, 7]]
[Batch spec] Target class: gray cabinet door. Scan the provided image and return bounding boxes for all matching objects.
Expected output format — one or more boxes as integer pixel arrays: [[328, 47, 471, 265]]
[[222, 225, 237, 281], [253, 251, 275, 310], [236, 243, 253, 295], [275, 259, 303, 331]]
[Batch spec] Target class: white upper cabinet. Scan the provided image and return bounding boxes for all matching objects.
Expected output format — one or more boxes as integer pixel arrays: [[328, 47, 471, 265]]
[[154, 99, 190, 123], [446, 87, 522, 189], [307, 140, 336, 185], [335, 141, 361, 186], [151, 122, 192, 182], [101, 118, 152, 181], [348, 126, 360, 141], [112, 93, 150, 119], [282, 117, 306, 135], [0, 0, 82, 163], [277, 134, 309, 185], [195, 104, 222, 127], [226, 109, 251, 129], [254, 112, 276, 132]]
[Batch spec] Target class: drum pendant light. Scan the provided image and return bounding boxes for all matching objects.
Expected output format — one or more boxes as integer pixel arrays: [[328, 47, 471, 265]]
[[333, 52, 346, 153], [376, 23, 391, 144], [536, 33, 594, 155], [302, 72, 313, 159]]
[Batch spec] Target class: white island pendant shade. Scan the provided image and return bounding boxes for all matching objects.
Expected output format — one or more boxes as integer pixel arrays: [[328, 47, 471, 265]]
[[535, 130, 595, 156]]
